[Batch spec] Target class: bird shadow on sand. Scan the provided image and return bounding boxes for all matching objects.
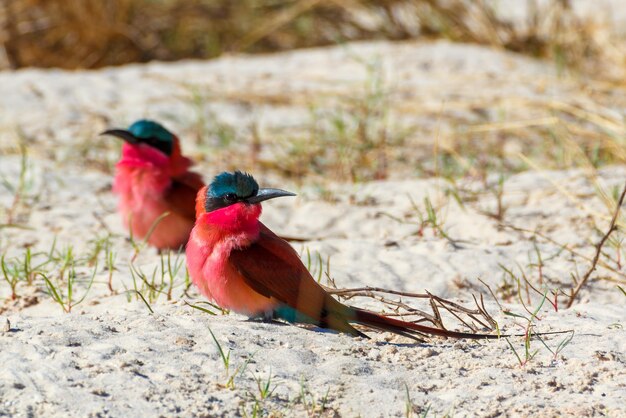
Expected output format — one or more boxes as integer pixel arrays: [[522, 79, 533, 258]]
[[245, 317, 432, 347]]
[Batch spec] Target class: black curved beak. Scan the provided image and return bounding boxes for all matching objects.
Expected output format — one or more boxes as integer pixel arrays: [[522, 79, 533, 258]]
[[100, 129, 139, 144], [245, 188, 296, 204]]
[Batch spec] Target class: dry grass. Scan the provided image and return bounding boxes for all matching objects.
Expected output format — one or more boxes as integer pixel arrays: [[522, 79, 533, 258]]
[[2, 0, 624, 184], [172, 65, 626, 184], [3, 1, 623, 186], [1, 0, 623, 81]]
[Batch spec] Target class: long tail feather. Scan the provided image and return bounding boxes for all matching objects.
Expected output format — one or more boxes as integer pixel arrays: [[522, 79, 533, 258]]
[[352, 308, 502, 340], [352, 308, 572, 340]]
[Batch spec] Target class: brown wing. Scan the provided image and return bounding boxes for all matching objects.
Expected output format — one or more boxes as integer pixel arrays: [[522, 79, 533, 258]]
[[229, 224, 337, 322], [166, 171, 204, 221]]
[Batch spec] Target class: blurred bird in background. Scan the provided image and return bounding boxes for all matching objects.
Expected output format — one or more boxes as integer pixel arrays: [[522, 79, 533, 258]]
[[102, 120, 204, 250]]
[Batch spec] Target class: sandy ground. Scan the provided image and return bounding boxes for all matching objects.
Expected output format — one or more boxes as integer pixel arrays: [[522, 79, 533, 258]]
[[1, 40, 625, 417]]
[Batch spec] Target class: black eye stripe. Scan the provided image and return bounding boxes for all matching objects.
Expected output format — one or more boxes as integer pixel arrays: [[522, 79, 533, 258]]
[[140, 136, 173, 155]]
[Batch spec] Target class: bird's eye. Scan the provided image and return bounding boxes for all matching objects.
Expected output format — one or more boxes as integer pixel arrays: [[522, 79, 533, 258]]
[[224, 193, 238, 203]]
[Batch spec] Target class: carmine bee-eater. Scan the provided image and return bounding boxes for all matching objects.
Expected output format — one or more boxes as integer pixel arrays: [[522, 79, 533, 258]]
[[102, 120, 204, 250], [186, 171, 502, 339]]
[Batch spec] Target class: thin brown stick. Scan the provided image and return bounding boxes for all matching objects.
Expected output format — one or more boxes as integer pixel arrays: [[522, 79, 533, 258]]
[[478, 278, 504, 311], [566, 182, 626, 308], [337, 290, 439, 323], [92, 211, 113, 235], [502, 224, 626, 283], [325, 286, 430, 299], [280, 235, 312, 243], [323, 284, 497, 333], [474, 294, 498, 329]]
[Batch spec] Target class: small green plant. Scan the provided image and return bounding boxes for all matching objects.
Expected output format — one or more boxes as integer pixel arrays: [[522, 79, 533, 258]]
[[0, 138, 36, 224], [422, 196, 454, 242], [126, 249, 188, 305], [404, 383, 415, 418], [1, 254, 20, 300], [0, 238, 58, 300], [534, 329, 575, 363], [128, 262, 167, 304], [134, 289, 155, 313], [296, 377, 331, 417], [503, 290, 573, 367], [105, 245, 117, 294], [163, 250, 186, 300], [485, 262, 574, 367], [252, 368, 276, 400], [385, 194, 465, 249], [403, 382, 436, 418], [185, 299, 230, 316], [530, 242, 545, 286], [39, 261, 97, 313], [482, 174, 508, 222], [242, 400, 262, 418], [241, 367, 278, 416], [208, 326, 251, 389], [301, 247, 331, 284], [87, 234, 113, 266]]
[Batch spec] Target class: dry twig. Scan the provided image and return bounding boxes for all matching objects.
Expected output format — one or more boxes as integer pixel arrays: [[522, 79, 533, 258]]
[[566, 182, 626, 307], [323, 284, 498, 335], [502, 224, 626, 284]]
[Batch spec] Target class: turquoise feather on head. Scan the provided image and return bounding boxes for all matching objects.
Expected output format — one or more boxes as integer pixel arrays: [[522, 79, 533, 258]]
[[208, 171, 259, 199], [128, 120, 173, 141], [204, 171, 294, 213], [127, 119, 174, 155]]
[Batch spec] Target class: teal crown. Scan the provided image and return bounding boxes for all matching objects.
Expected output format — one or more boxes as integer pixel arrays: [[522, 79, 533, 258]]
[[208, 171, 259, 199], [128, 120, 174, 155]]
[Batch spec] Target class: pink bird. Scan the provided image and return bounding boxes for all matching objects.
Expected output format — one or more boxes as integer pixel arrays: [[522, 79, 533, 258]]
[[103, 120, 204, 250], [187, 171, 504, 339]]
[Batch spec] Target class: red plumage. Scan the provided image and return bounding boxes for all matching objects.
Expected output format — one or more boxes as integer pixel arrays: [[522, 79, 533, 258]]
[[187, 178, 504, 340], [113, 137, 203, 250]]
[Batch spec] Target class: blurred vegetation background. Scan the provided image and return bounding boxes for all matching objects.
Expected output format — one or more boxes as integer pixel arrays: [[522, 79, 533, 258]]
[[0, 0, 624, 185], [1, 0, 623, 80]]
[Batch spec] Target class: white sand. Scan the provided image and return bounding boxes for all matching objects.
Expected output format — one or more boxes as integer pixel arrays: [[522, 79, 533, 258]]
[[1, 40, 625, 417]]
